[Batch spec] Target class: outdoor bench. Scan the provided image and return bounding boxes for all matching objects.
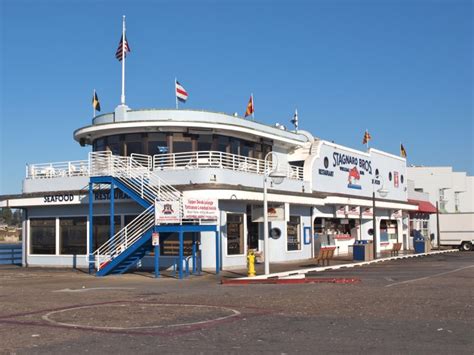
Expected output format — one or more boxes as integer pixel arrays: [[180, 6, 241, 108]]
[[315, 247, 336, 266]]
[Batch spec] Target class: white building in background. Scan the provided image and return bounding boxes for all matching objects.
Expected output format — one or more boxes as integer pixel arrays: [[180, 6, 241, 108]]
[[407, 166, 474, 240]]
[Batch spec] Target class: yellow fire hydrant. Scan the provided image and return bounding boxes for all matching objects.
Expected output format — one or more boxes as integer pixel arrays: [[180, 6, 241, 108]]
[[247, 250, 256, 277]]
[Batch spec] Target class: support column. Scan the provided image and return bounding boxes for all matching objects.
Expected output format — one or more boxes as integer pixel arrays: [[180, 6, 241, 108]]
[[110, 181, 115, 242], [192, 233, 196, 274], [178, 230, 184, 279], [88, 182, 94, 274], [215, 230, 220, 275]]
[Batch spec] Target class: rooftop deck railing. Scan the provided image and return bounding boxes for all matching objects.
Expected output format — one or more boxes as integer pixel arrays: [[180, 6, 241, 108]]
[[26, 151, 304, 181]]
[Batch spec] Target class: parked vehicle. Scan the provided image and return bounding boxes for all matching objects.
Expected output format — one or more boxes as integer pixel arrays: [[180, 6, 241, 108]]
[[439, 213, 474, 251]]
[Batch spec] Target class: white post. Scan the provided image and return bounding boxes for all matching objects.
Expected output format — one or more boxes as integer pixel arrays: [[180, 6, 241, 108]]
[[121, 16, 126, 105], [175, 78, 178, 109], [263, 172, 269, 275]]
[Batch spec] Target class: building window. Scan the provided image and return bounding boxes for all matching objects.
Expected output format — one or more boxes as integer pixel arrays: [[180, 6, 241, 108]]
[[92, 216, 121, 251], [197, 134, 213, 151], [388, 172, 392, 181], [454, 192, 460, 212], [60, 217, 87, 255], [172, 133, 193, 153], [439, 189, 447, 212], [287, 216, 301, 251], [30, 218, 56, 255], [226, 213, 244, 255]]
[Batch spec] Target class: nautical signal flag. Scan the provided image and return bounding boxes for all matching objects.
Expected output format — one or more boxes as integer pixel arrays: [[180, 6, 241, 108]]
[[175, 80, 188, 102], [115, 35, 130, 61], [92, 91, 101, 112], [362, 130, 372, 145], [400, 143, 407, 158], [244, 95, 254, 117], [291, 109, 299, 130]]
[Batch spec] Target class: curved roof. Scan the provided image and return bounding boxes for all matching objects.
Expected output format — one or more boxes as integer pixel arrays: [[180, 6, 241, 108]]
[[74, 108, 312, 147]]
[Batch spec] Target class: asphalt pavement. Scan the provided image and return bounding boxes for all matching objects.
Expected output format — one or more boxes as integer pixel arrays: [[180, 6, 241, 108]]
[[0, 251, 472, 354]]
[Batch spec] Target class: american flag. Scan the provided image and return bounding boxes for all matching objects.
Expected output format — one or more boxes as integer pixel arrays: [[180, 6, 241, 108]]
[[175, 81, 188, 102], [115, 35, 130, 61]]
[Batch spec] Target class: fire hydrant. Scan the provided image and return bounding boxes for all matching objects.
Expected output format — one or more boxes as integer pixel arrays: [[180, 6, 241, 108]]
[[247, 250, 256, 277]]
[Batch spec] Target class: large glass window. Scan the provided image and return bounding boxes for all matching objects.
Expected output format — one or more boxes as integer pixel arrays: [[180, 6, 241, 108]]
[[92, 216, 121, 251], [197, 135, 213, 151], [124, 133, 143, 156], [172, 133, 193, 153], [107, 135, 122, 155], [227, 213, 244, 255], [287, 216, 301, 251], [216, 136, 229, 153], [30, 218, 56, 255], [60, 217, 87, 255], [147, 133, 168, 156]]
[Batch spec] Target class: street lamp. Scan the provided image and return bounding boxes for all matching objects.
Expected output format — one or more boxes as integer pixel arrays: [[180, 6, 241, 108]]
[[372, 174, 388, 259], [263, 152, 286, 275]]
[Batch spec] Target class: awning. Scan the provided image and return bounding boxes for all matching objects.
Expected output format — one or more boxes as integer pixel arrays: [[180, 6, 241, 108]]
[[408, 199, 438, 214]]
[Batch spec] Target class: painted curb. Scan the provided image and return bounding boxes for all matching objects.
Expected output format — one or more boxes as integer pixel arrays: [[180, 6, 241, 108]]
[[221, 277, 361, 285], [235, 249, 459, 281]]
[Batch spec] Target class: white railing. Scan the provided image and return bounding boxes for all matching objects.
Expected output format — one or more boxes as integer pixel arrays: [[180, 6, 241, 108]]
[[26, 160, 89, 179], [152, 151, 304, 180], [94, 205, 155, 270], [89, 151, 182, 209], [26, 151, 304, 181]]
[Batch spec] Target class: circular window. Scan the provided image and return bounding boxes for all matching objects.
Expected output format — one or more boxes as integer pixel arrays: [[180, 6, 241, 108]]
[[401, 175, 404, 184], [270, 227, 281, 239], [389, 172, 392, 181], [324, 157, 329, 169]]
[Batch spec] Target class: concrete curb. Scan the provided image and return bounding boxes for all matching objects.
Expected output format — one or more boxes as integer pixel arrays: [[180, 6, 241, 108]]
[[236, 249, 459, 281], [221, 277, 361, 285]]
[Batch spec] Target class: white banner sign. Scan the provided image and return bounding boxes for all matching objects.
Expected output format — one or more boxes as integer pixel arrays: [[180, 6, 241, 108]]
[[155, 200, 181, 223], [391, 209, 402, 219], [347, 206, 360, 218], [362, 207, 373, 218], [335, 205, 347, 218], [183, 198, 218, 220]]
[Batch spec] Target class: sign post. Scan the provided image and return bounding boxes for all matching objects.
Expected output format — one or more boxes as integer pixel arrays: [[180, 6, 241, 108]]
[[152, 232, 160, 278]]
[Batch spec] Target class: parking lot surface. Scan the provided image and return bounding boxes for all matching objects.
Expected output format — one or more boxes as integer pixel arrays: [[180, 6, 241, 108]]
[[0, 252, 472, 354]]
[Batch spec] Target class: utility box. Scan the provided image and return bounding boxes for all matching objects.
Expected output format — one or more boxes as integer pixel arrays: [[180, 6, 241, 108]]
[[353, 240, 374, 261]]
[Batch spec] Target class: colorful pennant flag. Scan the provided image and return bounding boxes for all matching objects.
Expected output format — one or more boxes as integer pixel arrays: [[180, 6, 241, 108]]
[[244, 94, 254, 118], [115, 34, 130, 61], [400, 143, 407, 158], [362, 130, 372, 145], [175, 80, 188, 102], [92, 90, 101, 112]]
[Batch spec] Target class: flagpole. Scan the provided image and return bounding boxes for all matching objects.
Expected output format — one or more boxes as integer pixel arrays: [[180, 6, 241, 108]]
[[175, 78, 178, 109], [251, 93, 254, 120], [121, 15, 126, 105], [93, 89, 96, 118]]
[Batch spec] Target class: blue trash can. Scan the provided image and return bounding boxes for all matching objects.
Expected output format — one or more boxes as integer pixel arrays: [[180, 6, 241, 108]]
[[414, 237, 426, 254], [353, 240, 373, 261]]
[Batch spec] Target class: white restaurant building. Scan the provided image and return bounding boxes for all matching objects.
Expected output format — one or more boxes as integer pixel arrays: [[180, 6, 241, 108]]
[[0, 106, 421, 274]]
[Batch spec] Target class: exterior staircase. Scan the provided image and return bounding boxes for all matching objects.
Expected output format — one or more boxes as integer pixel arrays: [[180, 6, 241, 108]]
[[89, 151, 183, 276]]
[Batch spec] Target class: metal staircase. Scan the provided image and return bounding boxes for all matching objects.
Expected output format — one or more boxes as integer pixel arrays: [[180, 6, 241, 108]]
[[89, 151, 184, 276]]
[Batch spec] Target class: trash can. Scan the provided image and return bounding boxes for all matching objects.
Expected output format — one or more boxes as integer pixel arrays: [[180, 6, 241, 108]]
[[353, 240, 374, 261], [414, 237, 431, 254]]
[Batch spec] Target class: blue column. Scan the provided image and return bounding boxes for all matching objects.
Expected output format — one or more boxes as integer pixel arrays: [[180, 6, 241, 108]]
[[192, 233, 196, 274], [110, 181, 115, 242], [178, 230, 184, 279], [88, 182, 94, 274], [215, 230, 220, 275], [154, 245, 160, 278]]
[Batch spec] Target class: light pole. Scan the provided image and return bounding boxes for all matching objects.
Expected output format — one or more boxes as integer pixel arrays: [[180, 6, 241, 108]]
[[372, 174, 388, 259], [263, 152, 286, 275]]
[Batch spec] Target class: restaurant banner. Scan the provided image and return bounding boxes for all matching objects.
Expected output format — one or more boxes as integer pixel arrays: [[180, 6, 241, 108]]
[[252, 204, 285, 222], [347, 206, 360, 218], [183, 198, 218, 220], [155, 200, 181, 224], [362, 207, 373, 218], [335, 205, 347, 218]]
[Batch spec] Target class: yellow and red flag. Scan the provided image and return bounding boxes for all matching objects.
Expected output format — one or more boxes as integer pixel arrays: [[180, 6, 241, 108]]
[[362, 130, 372, 145], [400, 143, 407, 158], [244, 95, 254, 118]]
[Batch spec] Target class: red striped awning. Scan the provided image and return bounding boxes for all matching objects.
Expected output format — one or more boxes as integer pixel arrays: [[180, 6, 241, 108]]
[[408, 199, 438, 214]]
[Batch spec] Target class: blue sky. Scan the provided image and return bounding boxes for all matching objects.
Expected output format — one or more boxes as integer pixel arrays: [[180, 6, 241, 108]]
[[0, 0, 472, 194]]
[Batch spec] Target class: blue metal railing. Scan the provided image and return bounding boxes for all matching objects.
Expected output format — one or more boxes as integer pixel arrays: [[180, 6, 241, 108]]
[[0, 244, 22, 265]]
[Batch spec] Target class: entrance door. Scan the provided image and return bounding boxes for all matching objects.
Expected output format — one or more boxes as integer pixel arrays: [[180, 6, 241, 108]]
[[247, 206, 259, 250]]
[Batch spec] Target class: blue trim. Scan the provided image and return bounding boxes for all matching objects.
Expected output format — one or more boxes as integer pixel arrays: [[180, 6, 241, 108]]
[[215, 231, 220, 274], [90, 176, 150, 209], [110, 181, 115, 243], [154, 245, 160, 278], [88, 182, 94, 274], [303, 226, 312, 245]]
